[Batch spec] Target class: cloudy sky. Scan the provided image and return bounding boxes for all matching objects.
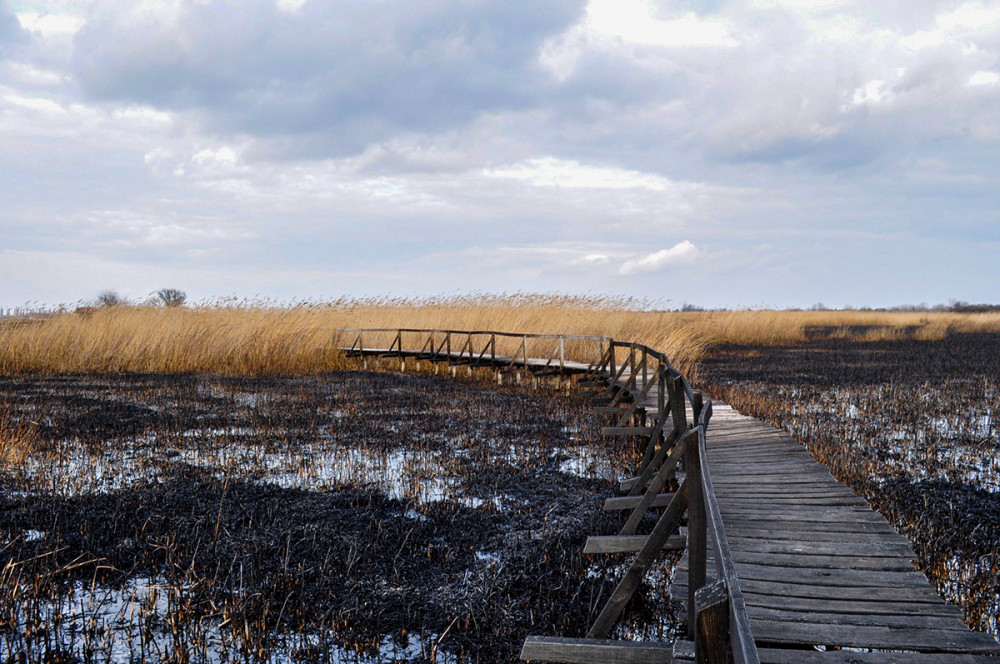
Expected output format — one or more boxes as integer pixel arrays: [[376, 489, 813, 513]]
[[1, 0, 998, 309]]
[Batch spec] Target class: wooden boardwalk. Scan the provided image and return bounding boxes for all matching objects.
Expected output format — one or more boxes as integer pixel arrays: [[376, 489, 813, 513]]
[[670, 403, 1000, 661], [338, 329, 1000, 662]]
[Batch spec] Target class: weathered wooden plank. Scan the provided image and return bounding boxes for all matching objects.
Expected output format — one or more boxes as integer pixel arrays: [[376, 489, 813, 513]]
[[721, 520, 898, 536], [601, 426, 656, 436], [722, 523, 898, 539], [519, 636, 674, 663], [716, 496, 867, 507], [757, 647, 1000, 663], [718, 510, 887, 525], [672, 584, 969, 619], [713, 487, 861, 499], [583, 534, 686, 554], [709, 473, 836, 484], [722, 562, 931, 588], [619, 476, 644, 492], [594, 405, 636, 413], [603, 494, 675, 511], [724, 577, 947, 603], [749, 618, 1000, 653], [739, 592, 968, 617], [723, 537, 914, 558], [723, 550, 917, 571], [746, 605, 973, 631]]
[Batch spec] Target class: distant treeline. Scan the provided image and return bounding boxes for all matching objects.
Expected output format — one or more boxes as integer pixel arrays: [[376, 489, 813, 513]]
[[856, 301, 1000, 314], [675, 301, 1000, 313]]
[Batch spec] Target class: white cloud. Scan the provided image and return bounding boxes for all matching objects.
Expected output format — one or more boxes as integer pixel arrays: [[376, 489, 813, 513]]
[[4, 63, 67, 87], [15, 12, 85, 37], [899, 29, 946, 52], [276, 0, 310, 14], [484, 157, 677, 191], [540, 1, 735, 80], [192, 147, 240, 167], [585, 1, 737, 48], [619, 241, 704, 275], [572, 253, 610, 265], [851, 80, 892, 107], [2, 93, 64, 113], [113, 106, 173, 124], [87, 209, 257, 250], [3, 1, 1000, 307], [969, 70, 999, 86], [936, 3, 1000, 31]]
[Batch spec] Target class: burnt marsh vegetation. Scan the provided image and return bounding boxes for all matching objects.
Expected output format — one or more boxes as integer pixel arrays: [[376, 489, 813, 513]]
[[699, 332, 1000, 639], [0, 371, 674, 663]]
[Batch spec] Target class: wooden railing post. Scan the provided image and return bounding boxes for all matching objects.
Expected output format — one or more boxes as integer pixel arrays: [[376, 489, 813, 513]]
[[360, 331, 368, 370], [695, 580, 730, 664], [658, 360, 666, 415], [559, 337, 565, 376], [692, 390, 704, 426], [687, 391, 706, 640], [641, 348, 648, 392]]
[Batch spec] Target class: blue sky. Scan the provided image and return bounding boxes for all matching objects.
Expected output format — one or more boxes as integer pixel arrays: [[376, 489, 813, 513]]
[[1, 0, 998, 309]]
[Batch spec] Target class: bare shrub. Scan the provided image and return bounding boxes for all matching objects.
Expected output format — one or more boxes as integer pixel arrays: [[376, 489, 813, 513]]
[[96, 290, 126, 307], [155, 288, 187, 307]]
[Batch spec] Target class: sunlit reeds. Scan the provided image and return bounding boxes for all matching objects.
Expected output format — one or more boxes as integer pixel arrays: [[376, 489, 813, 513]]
[[4, 295, 1000, 379]]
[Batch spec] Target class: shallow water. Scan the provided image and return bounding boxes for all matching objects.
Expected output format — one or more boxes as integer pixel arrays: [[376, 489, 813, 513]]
[[0, 371, 667, 663]]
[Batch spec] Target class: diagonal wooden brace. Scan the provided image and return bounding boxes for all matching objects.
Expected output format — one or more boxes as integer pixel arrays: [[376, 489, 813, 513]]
[[620, 427, 695, 534], [627, 424, 683, 497], [586, 480, 690, 640], [612, 364, 661, 428]]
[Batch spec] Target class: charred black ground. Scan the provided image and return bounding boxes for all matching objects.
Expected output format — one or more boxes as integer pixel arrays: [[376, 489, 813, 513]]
[[0, 371, 672, 663], [699, 332, 1000, 638]]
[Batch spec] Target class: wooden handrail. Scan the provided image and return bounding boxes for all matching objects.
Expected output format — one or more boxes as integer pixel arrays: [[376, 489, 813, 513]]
[[691, 400, 760, 664]]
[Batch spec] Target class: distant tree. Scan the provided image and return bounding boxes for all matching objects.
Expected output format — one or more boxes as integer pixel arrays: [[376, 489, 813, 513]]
[[156, 288, 187, 307], [96, 290, 126, 307]]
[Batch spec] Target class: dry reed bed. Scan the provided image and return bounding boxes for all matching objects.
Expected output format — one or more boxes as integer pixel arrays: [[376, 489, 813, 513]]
[[699, 334, 1000, 639], [4, 296, 1000, 379]]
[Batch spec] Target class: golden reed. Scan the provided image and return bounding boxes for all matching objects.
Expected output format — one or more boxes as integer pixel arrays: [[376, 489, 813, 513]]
[[2, 295, 999, 378]]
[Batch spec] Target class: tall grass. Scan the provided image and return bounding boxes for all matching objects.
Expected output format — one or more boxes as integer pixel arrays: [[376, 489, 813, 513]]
[[2, 295, 1000, 378]]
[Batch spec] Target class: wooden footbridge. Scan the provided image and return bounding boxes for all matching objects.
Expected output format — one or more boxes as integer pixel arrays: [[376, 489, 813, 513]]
[[338, 329, 1000, 663]]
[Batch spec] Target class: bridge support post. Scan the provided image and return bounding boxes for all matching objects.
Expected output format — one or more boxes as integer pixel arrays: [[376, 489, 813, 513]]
[[695, 580, 730, 664], [687, 392, 706, 640]]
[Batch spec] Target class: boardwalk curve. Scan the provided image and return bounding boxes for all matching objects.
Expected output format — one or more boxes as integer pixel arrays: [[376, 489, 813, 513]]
[[336, 328, 1000, 663]]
